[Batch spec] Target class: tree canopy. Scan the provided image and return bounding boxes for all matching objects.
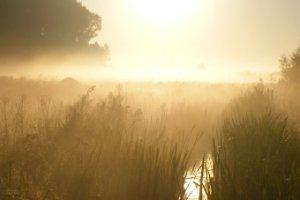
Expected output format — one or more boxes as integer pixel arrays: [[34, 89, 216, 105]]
[[0, 0, 108, 60], [280, 46, 300, 85]]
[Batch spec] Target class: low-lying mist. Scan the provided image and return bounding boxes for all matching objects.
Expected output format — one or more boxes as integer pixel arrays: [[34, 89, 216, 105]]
[[0, 75, 299, 199]]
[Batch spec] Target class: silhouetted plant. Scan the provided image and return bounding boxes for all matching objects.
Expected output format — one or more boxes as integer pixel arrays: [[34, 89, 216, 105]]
[[206, 84, 300, 200]]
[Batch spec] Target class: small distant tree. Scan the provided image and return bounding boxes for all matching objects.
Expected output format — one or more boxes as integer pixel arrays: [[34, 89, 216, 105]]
[[0, 0, 108, 61], [279, 46, 300, 85]]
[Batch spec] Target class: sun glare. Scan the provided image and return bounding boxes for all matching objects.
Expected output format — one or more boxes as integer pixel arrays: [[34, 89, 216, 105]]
[[130, 0, 199, 24]]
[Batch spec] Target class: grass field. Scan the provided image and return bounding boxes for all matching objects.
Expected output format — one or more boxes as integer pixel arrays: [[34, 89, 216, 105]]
[[0, 77, 299, 200]]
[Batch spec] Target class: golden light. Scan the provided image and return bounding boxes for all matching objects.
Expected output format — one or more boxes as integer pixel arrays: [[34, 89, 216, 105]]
[[130, 0, 199, 24]]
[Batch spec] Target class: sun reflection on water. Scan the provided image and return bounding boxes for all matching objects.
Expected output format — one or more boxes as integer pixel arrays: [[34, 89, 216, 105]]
[[184, 155, 213, 200]]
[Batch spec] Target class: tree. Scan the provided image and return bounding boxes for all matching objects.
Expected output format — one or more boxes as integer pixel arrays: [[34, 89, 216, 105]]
[[0, 0, 108, 61], [279, 46, 300, 85]]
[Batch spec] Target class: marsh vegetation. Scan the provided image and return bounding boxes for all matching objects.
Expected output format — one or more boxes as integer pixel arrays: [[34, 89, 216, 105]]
[[0, 1, 299, 199], [0, 75, 299, 200]]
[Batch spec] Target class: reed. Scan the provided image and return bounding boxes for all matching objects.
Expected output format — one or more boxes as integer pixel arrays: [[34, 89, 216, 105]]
[[204, 84, 300, 200]]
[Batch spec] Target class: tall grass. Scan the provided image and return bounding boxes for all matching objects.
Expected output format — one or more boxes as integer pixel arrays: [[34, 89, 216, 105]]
[[1, 78, 299, 200], [0, 85, 200, 200], [204, 84, 300, 200]]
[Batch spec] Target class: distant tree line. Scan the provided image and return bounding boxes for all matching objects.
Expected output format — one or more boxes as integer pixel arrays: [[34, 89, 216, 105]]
[[0, 0, 108, 61]]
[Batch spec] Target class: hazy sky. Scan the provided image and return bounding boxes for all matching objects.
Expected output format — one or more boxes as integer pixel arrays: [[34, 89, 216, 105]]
[[82, 0, 300, 81]]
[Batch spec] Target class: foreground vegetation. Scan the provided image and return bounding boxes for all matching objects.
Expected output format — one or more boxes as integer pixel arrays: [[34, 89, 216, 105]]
[[0, 77, 299, 200], [203, 83, 300, 200], [0, 84, 198, 200]]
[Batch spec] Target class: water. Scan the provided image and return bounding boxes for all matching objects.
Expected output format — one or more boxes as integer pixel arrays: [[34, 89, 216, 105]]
[[184, 155, 213, 200]]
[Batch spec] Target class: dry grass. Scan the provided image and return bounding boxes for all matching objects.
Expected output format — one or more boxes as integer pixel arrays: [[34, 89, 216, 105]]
[[0, 77, 299, 200]]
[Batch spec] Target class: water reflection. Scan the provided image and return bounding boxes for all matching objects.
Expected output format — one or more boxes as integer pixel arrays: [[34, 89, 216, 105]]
[[184, 155, 213, 200]]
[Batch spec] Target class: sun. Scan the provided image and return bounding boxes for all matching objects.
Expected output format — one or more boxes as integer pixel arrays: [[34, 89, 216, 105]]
[[130, 0, 199, 24]]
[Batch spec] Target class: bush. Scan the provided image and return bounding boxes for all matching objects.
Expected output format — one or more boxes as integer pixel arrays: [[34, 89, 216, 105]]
[[280, 46, 300, 86]]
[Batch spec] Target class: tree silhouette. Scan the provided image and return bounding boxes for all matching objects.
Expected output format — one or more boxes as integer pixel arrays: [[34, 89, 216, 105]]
[[0, 0, 108, 61], [280, 46, 300, 85]]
